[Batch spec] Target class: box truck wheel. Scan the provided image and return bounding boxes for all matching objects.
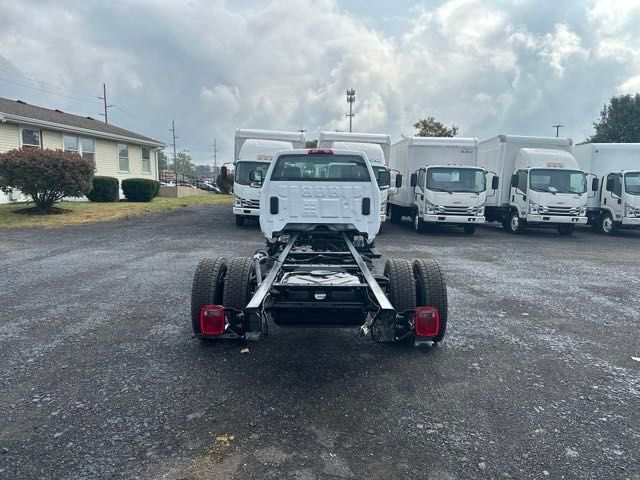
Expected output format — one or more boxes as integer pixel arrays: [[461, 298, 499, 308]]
[[191, 257, 228, 337], [235, 215, 246, 226], [413, 259, 448, 343], [506, 211, 524, 234], [463, 225, 476, 235], [413, 211, 426, 233], [598, 213, 615, 235], [557, 224, 575, 236]]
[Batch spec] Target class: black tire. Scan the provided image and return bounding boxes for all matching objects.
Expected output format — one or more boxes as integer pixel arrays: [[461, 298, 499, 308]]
[[191, 257, 228, 335], [413, 211, 426, 233], [557, 224, 575, 236], [384, 259, 416, 313], [389, 205, 402, 224], [598, 213, 615, 235], [223, 257, 255, 310], [463, 224, 476, 235], [505, 210, 524, 234], [413, 259, 448, 342], [235, 215, 245, 226]]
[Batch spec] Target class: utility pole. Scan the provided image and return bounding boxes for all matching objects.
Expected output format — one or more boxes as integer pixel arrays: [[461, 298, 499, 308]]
[[211, 138, 218, 178], [552, 124, 564, 138], [346, 89, 355, 132], [169, 121, 179, 192], [98, 83, 113, 124]]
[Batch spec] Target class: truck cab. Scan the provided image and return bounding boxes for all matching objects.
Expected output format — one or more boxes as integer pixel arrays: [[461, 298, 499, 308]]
[[506, 149, 589, 235], [233, 129, 306, 226], [410, 164, 489, 234], [258, 148, 381, 243]]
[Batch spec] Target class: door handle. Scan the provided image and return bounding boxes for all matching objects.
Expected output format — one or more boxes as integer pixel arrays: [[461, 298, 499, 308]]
[[618, 198, 622, 205]]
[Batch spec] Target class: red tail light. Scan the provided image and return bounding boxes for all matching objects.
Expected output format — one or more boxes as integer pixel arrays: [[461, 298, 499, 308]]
[[414, 306, 440, 337], [200, 305, 225, 335], [307, 148, 333, 154]]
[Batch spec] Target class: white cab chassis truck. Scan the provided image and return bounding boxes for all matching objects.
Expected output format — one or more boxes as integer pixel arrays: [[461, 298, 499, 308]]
[[573, 143, 640, 234], [233, 128, 306, 226], [478, 135, 591, 236], [317, 131, 397, 222], [387, 137, 492, 235], [191, 148, 449, 348]]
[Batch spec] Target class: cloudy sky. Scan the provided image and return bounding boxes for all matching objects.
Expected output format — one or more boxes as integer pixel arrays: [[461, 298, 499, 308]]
[[1, 0, 639, 165]]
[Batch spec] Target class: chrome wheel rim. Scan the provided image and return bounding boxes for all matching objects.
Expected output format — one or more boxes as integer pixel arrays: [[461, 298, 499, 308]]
[[414, 214, 419, 231], [602, 216, 613, 233], [510, 215, 519, 231]]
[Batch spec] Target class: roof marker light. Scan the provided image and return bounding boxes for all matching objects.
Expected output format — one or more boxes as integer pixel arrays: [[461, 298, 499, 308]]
[[307, 148, 334, 155]]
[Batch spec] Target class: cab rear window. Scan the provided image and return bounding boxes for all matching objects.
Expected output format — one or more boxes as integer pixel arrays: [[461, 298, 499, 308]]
[[270, 154, 370, 182]]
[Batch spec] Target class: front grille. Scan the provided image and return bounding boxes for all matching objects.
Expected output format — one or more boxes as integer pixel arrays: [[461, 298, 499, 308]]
[[546, 206, 579, 215], [442, 206, 472, 215], [246, 199, 260, 209]]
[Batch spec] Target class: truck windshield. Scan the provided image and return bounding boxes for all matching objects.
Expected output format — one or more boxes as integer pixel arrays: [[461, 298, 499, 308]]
[[624, 172, 640, 195], [235, 161, 270, 185], [372, 166, 390, 188], [530, 169, 586, 194], [270, 154, 371, 181], [426, 167, 485, 193]]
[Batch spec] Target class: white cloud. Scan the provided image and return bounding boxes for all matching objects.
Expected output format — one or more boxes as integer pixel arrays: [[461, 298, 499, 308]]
[[0, 0, 639, 163]]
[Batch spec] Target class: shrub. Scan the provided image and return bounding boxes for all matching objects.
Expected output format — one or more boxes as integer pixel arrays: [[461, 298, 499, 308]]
[[121, 178, 160, 202], [0, 148, 95, 212], [216, 173, 234, 194], [87, 176, 119, 202]]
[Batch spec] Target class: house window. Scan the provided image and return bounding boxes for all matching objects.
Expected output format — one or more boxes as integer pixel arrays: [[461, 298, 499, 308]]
[[142, 146, 151, 173], [118, 144, 129, 172], [20, 127, 41, 148], [63, 135, 95, 161]]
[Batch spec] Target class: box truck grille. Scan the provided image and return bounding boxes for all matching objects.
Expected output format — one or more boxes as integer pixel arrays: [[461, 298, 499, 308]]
[[246, 199, 260, 209], [443, 206, 471, 215], [546, 206, 579, 216]]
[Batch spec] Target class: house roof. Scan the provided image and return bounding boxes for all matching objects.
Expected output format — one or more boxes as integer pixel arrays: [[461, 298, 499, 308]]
[[0, 97, 164, 147]]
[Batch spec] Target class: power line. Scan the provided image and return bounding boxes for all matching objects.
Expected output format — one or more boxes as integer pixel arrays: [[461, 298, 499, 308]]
[[0, 66, 99, 99], [0, 76, 102, 105]]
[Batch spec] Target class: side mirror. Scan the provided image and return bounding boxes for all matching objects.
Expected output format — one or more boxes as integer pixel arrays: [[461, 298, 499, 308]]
[[605, 178, 613, 192], [395, 174, 403, 188], [591, 177, 599, 192], [377, 170, 390, 188], [249, 170, 263, 187], [491, 176, 499, 190], [220, 166, 228, 180], [410, 173, 417, 188], [511, 174, 518, 188]]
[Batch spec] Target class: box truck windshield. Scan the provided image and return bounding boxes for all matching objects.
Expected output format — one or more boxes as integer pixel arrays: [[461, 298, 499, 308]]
[[625, 172, 640, 194], [236, 161, 270, 185], [427, 167, 485, 193], [529, 169, 586, 194]]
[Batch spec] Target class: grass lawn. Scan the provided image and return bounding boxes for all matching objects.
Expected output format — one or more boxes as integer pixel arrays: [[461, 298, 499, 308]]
[[0, 194, 232, 229]]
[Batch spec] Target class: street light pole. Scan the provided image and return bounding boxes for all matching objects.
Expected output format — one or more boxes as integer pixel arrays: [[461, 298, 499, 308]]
[[169, 121, 179, 194], [346, 89, 355, 132], [552, 124, 564, 138]]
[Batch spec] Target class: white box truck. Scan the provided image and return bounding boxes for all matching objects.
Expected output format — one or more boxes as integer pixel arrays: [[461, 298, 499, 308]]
[[387, 137, 491, 235], [478, 135, 592, 235], [572, 143, 640, 234], [317, 131, 394, 222], [233, 129, 306, 226]]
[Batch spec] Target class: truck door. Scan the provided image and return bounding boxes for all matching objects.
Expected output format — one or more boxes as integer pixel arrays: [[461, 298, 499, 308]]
[[415, 168, 426, 213], [512, 170, 528, 215], [604, 173, 624, 221]]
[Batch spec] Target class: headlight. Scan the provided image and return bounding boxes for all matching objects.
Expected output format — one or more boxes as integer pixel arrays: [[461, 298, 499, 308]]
[[529, 202, 540, 214], [579, 207, 587, 216], [234, 195, 241, 207], [477, 206, 485, 216], [626, 205, 640, 217], [425, 201, 436, 214]]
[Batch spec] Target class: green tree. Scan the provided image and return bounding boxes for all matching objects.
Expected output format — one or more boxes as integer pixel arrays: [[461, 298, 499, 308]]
[[171, 151, 196, 177], [305, 140, 318, 148], [157, 150, 169, 170], [195, 164, 212, 178], [588, 93, 640, 143], [414, 117, 459, 137]]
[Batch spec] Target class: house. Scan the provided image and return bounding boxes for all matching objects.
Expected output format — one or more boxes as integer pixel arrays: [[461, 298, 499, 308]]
[[0, 97, 164, 203]]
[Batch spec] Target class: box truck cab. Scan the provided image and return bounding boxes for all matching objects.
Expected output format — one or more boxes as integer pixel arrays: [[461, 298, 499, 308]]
[[233, 129, 306, 226], [573, 143, 640, 234], [387, 137, 490, 235], [478, 135, 590, 236], [317, 131, 393, 222]]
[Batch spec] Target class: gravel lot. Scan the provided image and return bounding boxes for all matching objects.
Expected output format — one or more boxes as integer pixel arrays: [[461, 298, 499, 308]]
[[1, 203, 639, 480]]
